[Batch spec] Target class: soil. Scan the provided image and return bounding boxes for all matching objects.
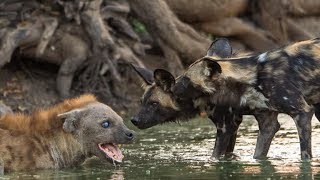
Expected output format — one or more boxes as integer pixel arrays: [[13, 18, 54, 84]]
[[0, 53, 165, 118]]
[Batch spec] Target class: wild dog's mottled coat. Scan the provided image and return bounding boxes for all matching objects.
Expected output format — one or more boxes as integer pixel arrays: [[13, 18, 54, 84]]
[[0, 94, 134, 172], [174, 38, 320, 159], [131, 64, 243, 158]]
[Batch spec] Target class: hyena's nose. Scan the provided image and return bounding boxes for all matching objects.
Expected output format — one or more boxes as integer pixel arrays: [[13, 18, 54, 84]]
[[125, 131, 134, 140], [131, 117, 139, 126]]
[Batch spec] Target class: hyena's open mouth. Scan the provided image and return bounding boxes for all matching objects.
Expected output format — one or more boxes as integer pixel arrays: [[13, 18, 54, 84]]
[[98, 143, 124, 162]]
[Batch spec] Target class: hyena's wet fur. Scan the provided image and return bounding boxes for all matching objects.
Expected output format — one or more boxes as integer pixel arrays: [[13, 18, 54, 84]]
[[130, 64, 243, 158], [0, 94, 134, 172], [174, 38, 320, 159]]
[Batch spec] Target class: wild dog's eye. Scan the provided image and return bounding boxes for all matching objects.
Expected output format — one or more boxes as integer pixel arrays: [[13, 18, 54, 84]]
[[152, 102, 159, 107], [101, 121, 110, 128]]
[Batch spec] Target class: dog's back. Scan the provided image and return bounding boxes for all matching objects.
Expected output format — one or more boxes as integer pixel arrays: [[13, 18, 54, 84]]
[[257, 38, 320, 105]]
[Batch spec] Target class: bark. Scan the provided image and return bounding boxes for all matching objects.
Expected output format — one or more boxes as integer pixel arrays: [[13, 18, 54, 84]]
[[252, 0, 315, 45], [165, 0, 249, 23], [130, 0, 210, 69], [198, 17, 276, 51], [284, 0, 320, 16]]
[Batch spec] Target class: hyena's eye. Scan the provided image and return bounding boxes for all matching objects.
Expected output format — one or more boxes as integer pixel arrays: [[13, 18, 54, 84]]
[[101, 121, 110, 128]]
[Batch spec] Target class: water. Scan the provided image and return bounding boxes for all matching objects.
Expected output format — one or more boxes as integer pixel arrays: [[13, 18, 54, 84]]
[[2, 115, 320, 179]]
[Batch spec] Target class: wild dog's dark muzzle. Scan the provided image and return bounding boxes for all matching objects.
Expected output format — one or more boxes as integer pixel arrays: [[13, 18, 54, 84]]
[[131, 116, 140, 126]]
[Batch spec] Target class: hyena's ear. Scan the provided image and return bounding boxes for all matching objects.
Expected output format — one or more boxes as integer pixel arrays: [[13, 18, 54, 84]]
[[131, 63, 154, 85], [58, 109, 84, 133], [202, 58, 222, 77], [207, 38, 232, 58], [154, 69, 175, 91]]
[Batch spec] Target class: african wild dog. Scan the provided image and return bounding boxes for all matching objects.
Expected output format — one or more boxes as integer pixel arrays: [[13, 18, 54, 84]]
[[173, 37, 320, 159], [0, 94, 134, 172], [131, 64, 243, 158]]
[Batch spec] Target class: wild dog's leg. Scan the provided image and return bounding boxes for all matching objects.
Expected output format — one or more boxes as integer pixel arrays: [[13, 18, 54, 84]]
[[272, 89, 314, 159], [289, 101, 314, 159], [313, 103, 320, 121], [226, 113, 243, 154], [56, 34, 88, 98], [253, 111, 280, 159], [209, 106, 242, 158]]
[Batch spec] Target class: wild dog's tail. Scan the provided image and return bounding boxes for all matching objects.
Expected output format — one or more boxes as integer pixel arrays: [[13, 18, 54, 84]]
[[314, 103, 320, 122]]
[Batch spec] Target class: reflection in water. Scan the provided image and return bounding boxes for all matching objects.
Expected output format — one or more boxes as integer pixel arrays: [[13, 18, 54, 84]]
[[2, 114, 320, 179], [109, 170, 124, 180]]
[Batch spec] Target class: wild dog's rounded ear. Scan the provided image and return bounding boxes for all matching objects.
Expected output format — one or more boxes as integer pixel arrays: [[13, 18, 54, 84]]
[[58, 109, 84, 133], [202, 58, 222, 77], [207, 38, 232, 58], [154, 69, 175, 91], [130, 63, 154, 85]]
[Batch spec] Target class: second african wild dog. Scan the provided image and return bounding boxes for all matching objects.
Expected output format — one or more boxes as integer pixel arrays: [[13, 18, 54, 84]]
[[0, 94, 134, 172], [130, 64, 243, 158], [173, 37, 320, 159]]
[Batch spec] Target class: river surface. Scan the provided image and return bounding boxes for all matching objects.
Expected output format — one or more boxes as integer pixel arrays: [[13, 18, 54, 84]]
[[2, 115, 320, 179]]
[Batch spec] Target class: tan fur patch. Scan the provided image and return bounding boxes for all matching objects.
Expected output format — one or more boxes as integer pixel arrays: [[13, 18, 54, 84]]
[[218, 61, 256, 84], [185, 61, 214, 93], [311, 43, 320, 60], [142, 85, 180, 110], [285, 39, 314, 55], [153, 87, 179, 110], [0, 94, 96, 135]]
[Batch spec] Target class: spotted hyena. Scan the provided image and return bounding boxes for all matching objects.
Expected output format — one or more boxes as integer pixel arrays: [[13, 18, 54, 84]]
[[130, 64, 243, 158], [0, 94, 134, 172], [173, 37, 320, 159]]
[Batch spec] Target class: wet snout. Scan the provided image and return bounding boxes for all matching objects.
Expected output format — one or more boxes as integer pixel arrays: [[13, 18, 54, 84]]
[[130, 115, 151, 129], [125, 129, 135, 141], [131, 116, 140, 126], [122, 127, 135, 142]]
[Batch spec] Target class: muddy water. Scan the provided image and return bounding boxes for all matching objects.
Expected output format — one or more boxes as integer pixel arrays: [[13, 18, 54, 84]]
[[2, 115, 320, 179]]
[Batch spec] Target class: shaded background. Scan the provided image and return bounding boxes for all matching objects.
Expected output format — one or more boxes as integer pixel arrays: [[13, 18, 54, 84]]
[[0, 0, 320, 117]]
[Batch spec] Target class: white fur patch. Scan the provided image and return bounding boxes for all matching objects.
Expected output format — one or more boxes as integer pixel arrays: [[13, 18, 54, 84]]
[[257, 52, 267, 63], [240, 87, 269, 109], [221, 123, 226, 133], [204, 67, 211, 76]]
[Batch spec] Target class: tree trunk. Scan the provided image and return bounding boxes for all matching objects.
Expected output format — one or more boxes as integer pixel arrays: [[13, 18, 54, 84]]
[[130, 0, 210, 72]]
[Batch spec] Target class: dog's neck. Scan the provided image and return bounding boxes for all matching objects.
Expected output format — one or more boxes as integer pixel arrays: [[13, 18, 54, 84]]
[[209, 79, 249, 107], [218, 56, 258, 85], [208, 55, 269, 108]]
